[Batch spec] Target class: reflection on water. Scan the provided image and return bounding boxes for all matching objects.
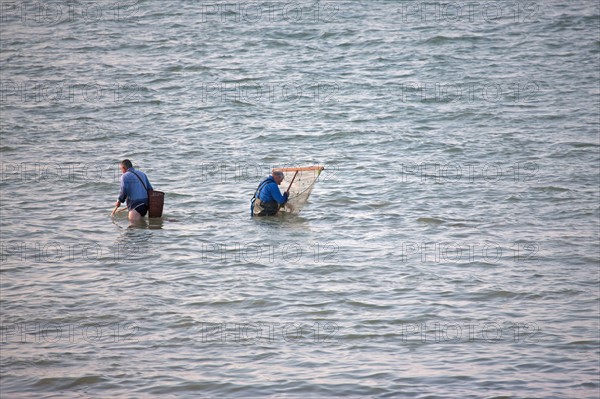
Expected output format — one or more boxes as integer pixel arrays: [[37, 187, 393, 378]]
[[253, 213, 313, 234], [147, 218, 164, 230], [110, 213, 164, 230]]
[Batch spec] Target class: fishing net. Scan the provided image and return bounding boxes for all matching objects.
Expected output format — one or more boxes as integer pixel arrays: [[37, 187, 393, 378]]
[[273, 166, 324, 214]]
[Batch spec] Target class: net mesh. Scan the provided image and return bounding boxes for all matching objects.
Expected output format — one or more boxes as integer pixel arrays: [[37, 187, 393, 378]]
[[273, 166, 324, 214]]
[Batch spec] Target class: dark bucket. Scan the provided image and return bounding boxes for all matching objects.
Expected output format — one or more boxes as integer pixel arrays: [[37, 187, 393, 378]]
[[148, 190, 164, 218]]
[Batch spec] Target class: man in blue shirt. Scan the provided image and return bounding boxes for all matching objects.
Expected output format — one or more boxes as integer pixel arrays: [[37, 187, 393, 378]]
[[115, 159, 153, 222], [251, 171, 289, 216]]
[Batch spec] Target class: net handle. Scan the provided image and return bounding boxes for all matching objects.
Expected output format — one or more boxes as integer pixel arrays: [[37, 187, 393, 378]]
[[275, 166, 324, 172], [285, 171, 299, 195]]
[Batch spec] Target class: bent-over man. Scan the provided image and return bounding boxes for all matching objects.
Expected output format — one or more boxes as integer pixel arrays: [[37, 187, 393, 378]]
[[115, 159, 153, 222], [251, 171, 289, 216]]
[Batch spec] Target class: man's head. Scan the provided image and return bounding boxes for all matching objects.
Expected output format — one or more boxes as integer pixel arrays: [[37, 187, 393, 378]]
[[120, 159, 133, 173], [273, 171, 284, 185]]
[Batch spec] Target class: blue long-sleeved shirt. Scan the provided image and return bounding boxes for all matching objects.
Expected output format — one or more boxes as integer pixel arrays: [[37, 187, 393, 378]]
[[118, 167, 153, 207], [257, 176, 287, 205]]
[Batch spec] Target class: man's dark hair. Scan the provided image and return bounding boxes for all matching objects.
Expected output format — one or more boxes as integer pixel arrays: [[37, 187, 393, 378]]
[[121, 159, 133, 169]]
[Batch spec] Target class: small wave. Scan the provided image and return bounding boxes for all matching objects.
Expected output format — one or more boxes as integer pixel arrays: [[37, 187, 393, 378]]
[[533, 186, 571, 192], [345, 300, 393, 309], [33, 375, 107, 389], [424, 35, 486, 44], [571, 142, 600, 148], [417, 217, 444, 224]]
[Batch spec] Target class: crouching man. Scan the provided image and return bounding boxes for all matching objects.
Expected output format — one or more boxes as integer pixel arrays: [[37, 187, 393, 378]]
[[251, 171, 289, 217]]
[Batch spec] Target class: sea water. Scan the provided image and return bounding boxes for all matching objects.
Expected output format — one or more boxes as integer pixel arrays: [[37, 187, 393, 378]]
[[1, 1, 599, 397]]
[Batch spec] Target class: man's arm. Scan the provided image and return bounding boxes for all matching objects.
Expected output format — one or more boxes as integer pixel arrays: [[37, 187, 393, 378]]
[[267, 183, 288, 205], [118, 175, 128, 203]]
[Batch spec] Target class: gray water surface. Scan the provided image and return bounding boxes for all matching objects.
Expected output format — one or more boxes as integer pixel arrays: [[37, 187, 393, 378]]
[[1, 1, 599, 398]]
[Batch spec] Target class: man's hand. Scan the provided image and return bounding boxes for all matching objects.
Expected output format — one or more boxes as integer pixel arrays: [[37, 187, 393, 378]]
[[115, 200, 121, 208]]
